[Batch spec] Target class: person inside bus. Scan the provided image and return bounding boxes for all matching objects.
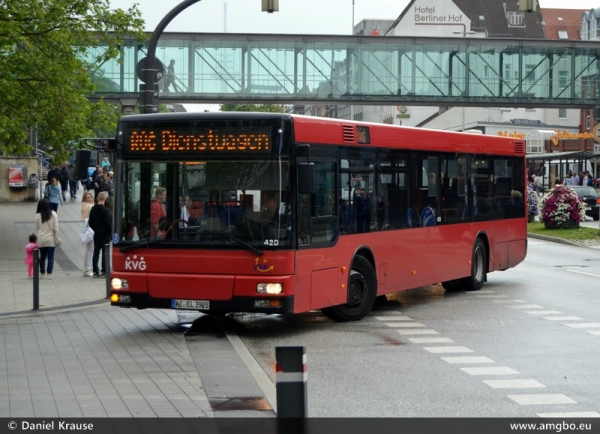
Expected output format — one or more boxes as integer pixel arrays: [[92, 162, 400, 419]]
[[354, 189, 367, 233], [299, 195, 312, 244], [503, 190, 525, 218], [150, 187, 167, 238], [259, 190, 279, 237], [179, 195, 190, 228]]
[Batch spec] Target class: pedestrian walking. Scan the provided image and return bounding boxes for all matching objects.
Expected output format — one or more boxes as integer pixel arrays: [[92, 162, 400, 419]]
[[88, 192, 112, 278], [81, 191, 95, 277], [47, 164, 60, 183], [44, 177, 63, 213], [59, 162, 69, 202], [68, 164, 78, 201], [35, 199, 60, 279], [24, 233, 39, 279]]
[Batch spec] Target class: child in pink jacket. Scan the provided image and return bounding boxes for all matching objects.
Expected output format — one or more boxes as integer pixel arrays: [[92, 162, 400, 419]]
[[25, 234, 39, 278]]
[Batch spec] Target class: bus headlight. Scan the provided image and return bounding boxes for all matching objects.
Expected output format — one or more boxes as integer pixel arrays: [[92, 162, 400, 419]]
[[111, 278, 129, 290], [257, 283, 283, 294]]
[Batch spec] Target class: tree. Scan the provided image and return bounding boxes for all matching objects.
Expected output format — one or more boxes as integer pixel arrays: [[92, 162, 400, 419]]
[[220, 104, 286, 113], [0, 0, 145, 159]]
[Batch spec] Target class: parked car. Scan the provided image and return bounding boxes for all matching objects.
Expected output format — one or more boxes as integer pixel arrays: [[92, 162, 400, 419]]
[[569, 185, 600, 221]]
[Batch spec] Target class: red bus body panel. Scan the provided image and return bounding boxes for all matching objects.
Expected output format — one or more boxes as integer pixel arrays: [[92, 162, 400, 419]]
[[111, 114, 527, 315], [112, 219, 526, 313]]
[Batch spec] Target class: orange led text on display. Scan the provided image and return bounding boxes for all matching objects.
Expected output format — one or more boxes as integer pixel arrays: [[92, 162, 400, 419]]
[[129, 130, 271, 152]]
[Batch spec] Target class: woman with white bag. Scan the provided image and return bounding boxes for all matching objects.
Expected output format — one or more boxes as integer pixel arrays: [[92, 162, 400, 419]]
[[81, 191, 95, 277]]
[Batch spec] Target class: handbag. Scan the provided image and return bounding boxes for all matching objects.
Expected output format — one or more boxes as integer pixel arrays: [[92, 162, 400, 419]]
[[79, 220, 94, 244], [53, 228, 62, 247]]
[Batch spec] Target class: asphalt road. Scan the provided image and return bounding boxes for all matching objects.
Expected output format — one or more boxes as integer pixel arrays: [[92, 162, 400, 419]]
[[215, 236, 600, 418]]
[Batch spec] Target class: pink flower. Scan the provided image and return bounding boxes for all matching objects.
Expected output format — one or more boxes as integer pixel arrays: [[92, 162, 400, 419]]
[[539, 185, 586, 224]]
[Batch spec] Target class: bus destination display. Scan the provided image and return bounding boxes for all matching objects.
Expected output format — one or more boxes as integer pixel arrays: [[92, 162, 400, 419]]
[[126, 128, 272, 153]]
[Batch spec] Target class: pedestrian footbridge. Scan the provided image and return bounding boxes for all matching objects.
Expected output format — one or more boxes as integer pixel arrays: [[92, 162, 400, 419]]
[[87, 32, 600, 108]]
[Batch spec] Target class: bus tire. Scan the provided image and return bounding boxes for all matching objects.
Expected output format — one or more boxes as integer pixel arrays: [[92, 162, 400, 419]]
[[460, 238, 487, 291], [322, 256, 377, 322]]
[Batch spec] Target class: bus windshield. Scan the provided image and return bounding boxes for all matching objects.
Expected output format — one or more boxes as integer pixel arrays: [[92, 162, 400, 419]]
[[118, 158, 292, 250]]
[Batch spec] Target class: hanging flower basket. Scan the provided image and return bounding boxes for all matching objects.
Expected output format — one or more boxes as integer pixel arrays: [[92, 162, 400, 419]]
[[539, 184, 585, 229]]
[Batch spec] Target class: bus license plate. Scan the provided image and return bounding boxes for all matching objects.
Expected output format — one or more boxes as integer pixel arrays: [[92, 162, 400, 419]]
[[585, 206, 591, 211], [171, 299, 210, 310]]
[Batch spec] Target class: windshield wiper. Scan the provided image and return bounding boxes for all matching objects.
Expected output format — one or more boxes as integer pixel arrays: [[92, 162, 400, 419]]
[[119, 238, 165, 253], [227, 234, 263, 256]]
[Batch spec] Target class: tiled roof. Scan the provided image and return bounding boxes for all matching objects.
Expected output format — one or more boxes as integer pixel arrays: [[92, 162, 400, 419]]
[[540, 8, 585, 40], [386, 0, 545, 39]]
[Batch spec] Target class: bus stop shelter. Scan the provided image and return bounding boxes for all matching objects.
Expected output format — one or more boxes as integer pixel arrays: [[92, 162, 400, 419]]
[[526, 150, 598, 192]]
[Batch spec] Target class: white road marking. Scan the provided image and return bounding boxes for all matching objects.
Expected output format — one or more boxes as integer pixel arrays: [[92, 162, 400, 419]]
[[524, 310, 563, 315], [395, 329, 439, 335], [543, 316, 583, 321], [466, 290, 496, 294], [374, 316, 412, 321], [384, 322, 425, 328], [587, 330, 600, 336], [566, 269, 600, 278], [408, 337, 454, 344], [483, 379, 545, 389], [460, 367, 519, 375], [511, 304, 544, 309], [423, 346, 474, 354], [565, 323, 600, 329], [508, 394, 577, 405], [493, 299, 527, 303], [441, 356, 495, 364], [477, 294, 509, 299]]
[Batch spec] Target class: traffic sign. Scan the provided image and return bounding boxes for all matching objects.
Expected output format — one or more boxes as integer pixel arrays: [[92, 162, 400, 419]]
[[136, 57, 165, 84]]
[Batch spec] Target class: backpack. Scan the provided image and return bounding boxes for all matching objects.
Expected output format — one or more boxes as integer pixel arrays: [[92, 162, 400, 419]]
[[60, 167, 68, 183], [588, 177, 593, 187]]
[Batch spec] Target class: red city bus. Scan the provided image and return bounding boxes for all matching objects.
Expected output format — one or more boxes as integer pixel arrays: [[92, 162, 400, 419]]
[[108, 112, 527, 321]]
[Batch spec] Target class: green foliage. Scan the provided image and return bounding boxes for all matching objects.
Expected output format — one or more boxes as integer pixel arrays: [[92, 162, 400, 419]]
[[0, 0, 145, 159], [528, 221, 600, 241], [220, 104, 286, 113]]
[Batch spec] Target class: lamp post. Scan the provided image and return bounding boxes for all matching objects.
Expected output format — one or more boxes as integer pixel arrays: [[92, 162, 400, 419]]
[[452, 28, 475, 131], [141, 0, 203, 114], [141, 0, 278, 114], [352, 0, 355, 35]]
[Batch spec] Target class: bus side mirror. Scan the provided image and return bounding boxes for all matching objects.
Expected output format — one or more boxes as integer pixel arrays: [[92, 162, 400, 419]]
[[298, 163, 315, 195]]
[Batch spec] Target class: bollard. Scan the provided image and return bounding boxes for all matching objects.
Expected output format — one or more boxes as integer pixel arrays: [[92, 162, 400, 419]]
[[275, 346, 307, 418], [104, 243, 111, 299], [33, 249, 40, 310]]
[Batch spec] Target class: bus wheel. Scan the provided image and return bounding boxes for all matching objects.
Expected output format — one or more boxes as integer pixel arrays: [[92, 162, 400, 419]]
[[460, 238, 487, 291], [322, 256, 377, 322]]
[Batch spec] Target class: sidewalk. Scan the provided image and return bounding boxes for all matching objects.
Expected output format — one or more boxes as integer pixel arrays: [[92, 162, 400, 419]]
[[0, 193, 108, 316], [0, 196, 274, 419]]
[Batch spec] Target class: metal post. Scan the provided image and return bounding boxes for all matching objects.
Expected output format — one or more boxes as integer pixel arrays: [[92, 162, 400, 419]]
[[275, 346, 307, 418], [104, 243, 111, 299], [141, 0, 203, 113], [33, 249, 40, 310]]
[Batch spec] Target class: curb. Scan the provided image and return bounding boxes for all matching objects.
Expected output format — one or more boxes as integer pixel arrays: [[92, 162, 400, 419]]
[[0, 298, 109, 319], [528, 233, 600, 248]]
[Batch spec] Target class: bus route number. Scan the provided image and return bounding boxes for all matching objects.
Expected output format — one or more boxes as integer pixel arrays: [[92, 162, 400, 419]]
[[264, 239, 279, 246]]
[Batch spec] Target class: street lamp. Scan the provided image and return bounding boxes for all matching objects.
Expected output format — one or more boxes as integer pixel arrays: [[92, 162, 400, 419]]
[[141, 0, 278, 114], [261, 0, 279, 13]]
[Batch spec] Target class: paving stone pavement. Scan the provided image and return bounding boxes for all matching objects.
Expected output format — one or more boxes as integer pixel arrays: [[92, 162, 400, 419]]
[[0, 193, 213, 417], [1, 193, 597, 418]]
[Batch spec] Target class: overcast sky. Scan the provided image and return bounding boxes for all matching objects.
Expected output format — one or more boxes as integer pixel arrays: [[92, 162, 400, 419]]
[[108, 0, 598, 34]]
